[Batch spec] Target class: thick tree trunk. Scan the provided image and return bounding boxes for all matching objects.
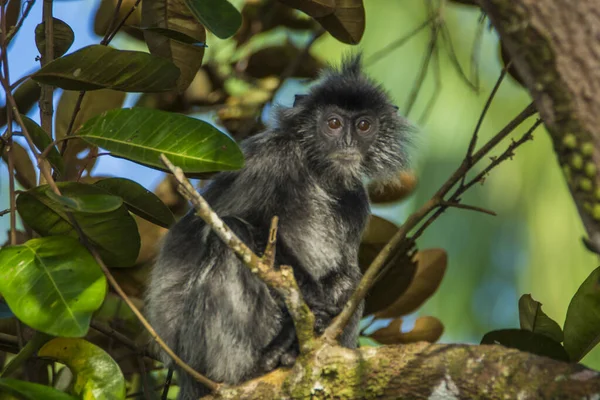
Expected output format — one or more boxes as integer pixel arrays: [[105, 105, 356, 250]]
[[479, 0, 600, 249], [203, 342, 600, 399]]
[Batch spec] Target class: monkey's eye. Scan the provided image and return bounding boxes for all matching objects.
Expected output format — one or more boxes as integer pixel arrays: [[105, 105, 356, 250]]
[[328, 118, 342, 130], [357, 120, 371, 132]]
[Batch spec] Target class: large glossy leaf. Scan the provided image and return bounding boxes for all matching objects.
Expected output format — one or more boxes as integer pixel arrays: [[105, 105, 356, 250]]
[[94, 178, 175, 228], [564, 266, 600, 361], [519, 294, 563, 343], [142, 0, 207, 91], [0, 379, 78, 400], [0, 79, 41, 128], [17, 183, 140, 267], [375, 249, 447, 319], [2, 141, 37, 190], [35, 18, 75, 58], [481, 329, 570, 362], [0, 236, 106, 337], [31, 45, 180, 92], [77, 107, 244, 173], [55, 89, 126, 180], [45, 190, 123, 213], [20, 115, 65, 176], [184, 0, 242, 39], [39, 338, 125, 400]]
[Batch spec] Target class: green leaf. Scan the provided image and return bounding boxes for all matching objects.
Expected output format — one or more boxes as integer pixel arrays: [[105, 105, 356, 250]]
[[2, 141, 37, 190], [94, 178, 175, 228], [0, 378, 78, 400], [0, 237, 106, 337], [16, 183, 140, 268], [31, 44, 180, 92], [39, 338, 125, 400], [35, 18, 75, 58], [138, 26, 207, 45], [564, 266, 600, 361], [183, 0, 242, 39], [481, 329, 570, 362], [77, 107, 244, 174], [1, 332, 52, 377], [518, 294, 564, 343], [45, 190, 123, 213], [20, 115, 65, 176]]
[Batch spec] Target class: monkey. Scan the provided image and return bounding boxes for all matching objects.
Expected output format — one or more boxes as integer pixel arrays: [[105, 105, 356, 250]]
[[145, 55, 412, 399]]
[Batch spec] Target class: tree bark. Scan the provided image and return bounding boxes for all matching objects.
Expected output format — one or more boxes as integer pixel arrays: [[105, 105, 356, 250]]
[[479, 0, 600, 250], [203, 342, 600, 399]]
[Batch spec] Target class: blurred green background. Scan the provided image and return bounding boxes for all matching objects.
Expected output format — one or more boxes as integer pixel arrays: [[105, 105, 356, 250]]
[[2, 0, 598, 369]]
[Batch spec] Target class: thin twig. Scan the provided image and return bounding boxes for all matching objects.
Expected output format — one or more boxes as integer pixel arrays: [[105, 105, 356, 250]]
[[417, 26, 442, 125], [440, 21, 478, 91], [90, 321, 157, 360], [101, 0, 124, 45], [405, 27, 437, 117], [439, 201, 497, 216], [161, 368, 173, 400], [4, 0, 36, 45], [136, 356, 151, 400], [323, 103, 538, 342], [469, 12, 486, 91], [365, 15, 437, 66], [105, 0, 143, 44]]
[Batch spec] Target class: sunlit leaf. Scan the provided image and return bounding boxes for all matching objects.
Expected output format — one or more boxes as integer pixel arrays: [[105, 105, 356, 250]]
[[45, 190, 123, 213], [0, 79, 41, 128], [315, 0, 365, 45], [2, 141, 37, 190], [17, 183, 140, 267], [368, 171, 417, 204], [518, 294, 564, 343], [184, 0, 242, 39], [0, 236, 106, 337], [31, 45, 180, 92], [20, 116, 65, 176], [39, 338, 125, 400], [564, 266, 600, 361], [481, 329, 570, 362], [55, 89, 126, 180], [35, 18, 75, 58], [76, 107, 244, 174], [369, 316, 443, 345], [142, 0, 207, 91], [278, 0, 335, 18], [94, 178, 175, 228], [374, 249, 447, 319], [0, 379, 78, 400]]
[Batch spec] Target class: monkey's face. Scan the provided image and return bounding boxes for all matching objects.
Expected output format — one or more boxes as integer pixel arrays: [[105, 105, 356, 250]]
[[318, 105, 379, 169]]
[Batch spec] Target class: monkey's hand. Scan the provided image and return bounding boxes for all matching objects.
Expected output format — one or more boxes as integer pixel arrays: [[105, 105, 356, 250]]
[[311, 304, 341, 334], [259, 322, 298, 373]]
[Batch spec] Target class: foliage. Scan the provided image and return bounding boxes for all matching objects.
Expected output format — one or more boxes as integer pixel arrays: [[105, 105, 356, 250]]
[[0, 0, 598, 398]]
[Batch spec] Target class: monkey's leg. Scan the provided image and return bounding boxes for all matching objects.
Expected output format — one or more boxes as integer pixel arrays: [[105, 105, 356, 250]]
[[175, 217, 283, 398]]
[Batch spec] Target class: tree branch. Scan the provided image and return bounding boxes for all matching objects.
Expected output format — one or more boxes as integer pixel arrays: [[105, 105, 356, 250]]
[[479, 0, 600, 253], [201, 342, 600, 399]]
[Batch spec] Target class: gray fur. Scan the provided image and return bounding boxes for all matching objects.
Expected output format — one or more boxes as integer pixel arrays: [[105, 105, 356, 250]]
[[145, 54, 411, 399]]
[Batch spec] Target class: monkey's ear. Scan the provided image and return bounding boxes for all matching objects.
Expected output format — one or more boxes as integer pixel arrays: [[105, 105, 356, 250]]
[[294, 94, 308, 107]]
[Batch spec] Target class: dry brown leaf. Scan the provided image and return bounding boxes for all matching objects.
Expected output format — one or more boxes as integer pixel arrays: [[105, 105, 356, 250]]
[[278, 0, 336, 18], [3, 141, 37, 190], [134, 215, 168, 266], [369, 316, 444, 345], [368, 171, 418, 204], [375, 249, 448, 319], [142, 0, 207, 92], [154, 175, 189, 217], [0, 80, 42, 128], [55, 89, 126, 180], [315, 0, 365, 45]]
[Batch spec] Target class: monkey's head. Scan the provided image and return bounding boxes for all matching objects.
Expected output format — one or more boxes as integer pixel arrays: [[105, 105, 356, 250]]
[[277, 54, 412, 186]]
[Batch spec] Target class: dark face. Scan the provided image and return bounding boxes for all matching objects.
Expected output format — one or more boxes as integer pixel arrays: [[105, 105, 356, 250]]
[[317, 105, 379, 168]]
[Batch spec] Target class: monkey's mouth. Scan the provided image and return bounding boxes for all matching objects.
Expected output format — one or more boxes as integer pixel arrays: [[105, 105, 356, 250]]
[[331, 150, 361, 163]]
